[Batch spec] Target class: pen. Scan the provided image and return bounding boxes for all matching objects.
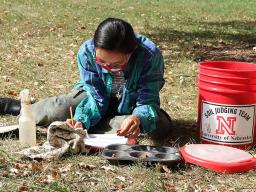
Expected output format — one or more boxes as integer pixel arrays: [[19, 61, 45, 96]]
[[69, 106, 74, 127]]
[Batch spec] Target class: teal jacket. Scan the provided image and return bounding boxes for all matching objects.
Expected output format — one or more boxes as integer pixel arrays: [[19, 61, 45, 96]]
[[74, 34, 165, 133]]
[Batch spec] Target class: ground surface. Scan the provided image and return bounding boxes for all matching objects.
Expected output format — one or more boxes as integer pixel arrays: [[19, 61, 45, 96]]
[[0, 0, 256, 191]]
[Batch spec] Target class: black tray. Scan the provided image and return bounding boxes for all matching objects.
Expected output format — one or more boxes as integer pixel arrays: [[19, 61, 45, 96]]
[[102, 144, 181, 166]]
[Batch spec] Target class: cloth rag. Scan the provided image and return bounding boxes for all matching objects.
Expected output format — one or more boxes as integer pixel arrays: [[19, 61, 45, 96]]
[[18, 121, 89, 159]]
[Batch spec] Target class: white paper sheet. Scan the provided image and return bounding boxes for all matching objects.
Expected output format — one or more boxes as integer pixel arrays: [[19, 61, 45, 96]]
[[0, 124, 18, 133], [84, 134, 128, 148]]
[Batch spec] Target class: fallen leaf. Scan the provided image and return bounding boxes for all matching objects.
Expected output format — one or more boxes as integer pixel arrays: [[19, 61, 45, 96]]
[[10, 168, 19, 175], [79, 163, 96, 170], [75, 170, 83, 177], [1, 170, 9, 177], [163, 181, 176, 192], [161, 165, 171, 173], [179, 76, 185, 86], [34, 82, 39, 86], [59, 163, 72, 174], [2, 75, 9, 82], [115, 182, 125, 189], [116, 176, 126, 182], [31, 162, 44, 173], [44, 169, 59, 183], [49, 27, 56, 32], [17, 183, 29, 192], [7, 90, 18, 96], [51, 169, 58, 179], [13, 162, 27, 169], [22, 170, 31, 177], [101, 165, 115, 172], [0, 158, 6, 163]]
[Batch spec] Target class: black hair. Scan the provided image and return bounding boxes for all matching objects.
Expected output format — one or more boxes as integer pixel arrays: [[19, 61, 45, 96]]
[[93, 18, 137, 53]]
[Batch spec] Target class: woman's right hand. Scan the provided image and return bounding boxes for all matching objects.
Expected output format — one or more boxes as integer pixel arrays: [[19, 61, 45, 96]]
[[66, 119, 84, 129]]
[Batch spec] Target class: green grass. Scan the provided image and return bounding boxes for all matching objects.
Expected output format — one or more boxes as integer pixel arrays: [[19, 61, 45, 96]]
[[0, 0, 256, 191]]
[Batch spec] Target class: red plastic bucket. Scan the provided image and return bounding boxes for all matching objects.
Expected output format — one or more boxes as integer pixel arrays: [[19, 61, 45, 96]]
[[198, 73, 256, 85], [199, 61, 256, 78], [198, 77, 256, 92], [197, 61, 256, 150]]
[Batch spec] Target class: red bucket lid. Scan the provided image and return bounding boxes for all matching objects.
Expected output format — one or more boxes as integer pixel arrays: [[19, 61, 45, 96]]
[[180, 144, 256, 174]]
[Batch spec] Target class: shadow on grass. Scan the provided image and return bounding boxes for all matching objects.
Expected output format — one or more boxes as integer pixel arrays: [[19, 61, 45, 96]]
[[144, 20, 256, 62], [169, 119, 198, 147], [0, 127, 47, 143], [0, 129, 18, 140], [152, 119, 198, 147]]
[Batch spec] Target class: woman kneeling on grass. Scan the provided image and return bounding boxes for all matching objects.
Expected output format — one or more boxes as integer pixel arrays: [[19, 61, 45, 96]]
[[0, 17, 172, 140]]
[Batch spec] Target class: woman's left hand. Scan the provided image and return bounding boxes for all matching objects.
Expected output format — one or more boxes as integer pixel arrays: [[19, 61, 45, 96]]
[[117, 115, 140, 139]]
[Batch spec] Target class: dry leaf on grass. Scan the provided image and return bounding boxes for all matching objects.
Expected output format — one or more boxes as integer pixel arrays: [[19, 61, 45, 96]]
[[7, 90, 18, 96], [17, 183, 29, 192], [51, 169, 58, 179], [9, 167, 19, 175], [13, 162, 28, 170], [1, 170, 9, 177], [36, 168, 59, 184], [45, 169, 59, 183], [75, 170, 84, 177], [6, 161, 46, 177], [79, 162, 96, 170], [31, 162, 44, 173], [2, 75, 9, 82], [116, 176, 126, 182], [114, 182, 126, 190], [161, 165, 171, 173], [0, 158, 6, 163], [21, 170, 31, 177], [155, 164, 172, 173], [101, 165, 115, 172], [163, 182, 176, 192], [59, 163, 73, 176]]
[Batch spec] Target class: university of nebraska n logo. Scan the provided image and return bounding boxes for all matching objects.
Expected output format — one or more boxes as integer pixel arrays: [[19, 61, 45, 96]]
[[216, 116, 236, 135]]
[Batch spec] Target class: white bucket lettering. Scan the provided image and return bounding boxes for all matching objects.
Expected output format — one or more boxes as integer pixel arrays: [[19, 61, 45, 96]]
[[201, 101, 255, 145]]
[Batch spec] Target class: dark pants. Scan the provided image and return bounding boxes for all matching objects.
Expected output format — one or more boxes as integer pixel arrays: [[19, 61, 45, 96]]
[[31, 89, 172, 140]]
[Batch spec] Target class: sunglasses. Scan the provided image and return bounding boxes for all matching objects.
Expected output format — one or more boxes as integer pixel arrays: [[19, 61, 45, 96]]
[[95, 54, 131, 72]]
